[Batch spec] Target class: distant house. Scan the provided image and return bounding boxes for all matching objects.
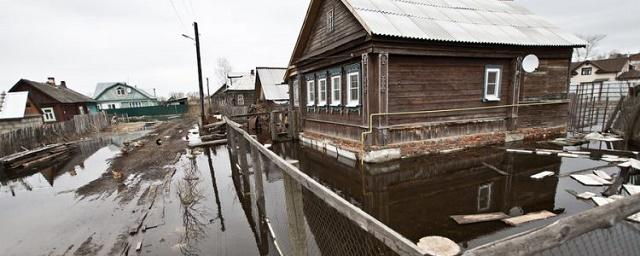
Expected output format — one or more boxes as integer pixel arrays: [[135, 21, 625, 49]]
[[0, 91, 43, 134], [570, 57, 632, 85], [285, 0, 585, 163], [211, 71, 257, 108], [93, 82, 159, 110], [166, 96, 188, 106], [9, 78, 95, 122], [255, 67, 289, 108]]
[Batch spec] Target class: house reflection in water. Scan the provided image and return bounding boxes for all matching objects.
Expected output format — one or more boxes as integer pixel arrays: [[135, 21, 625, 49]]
[[276, 143, 561, 247]]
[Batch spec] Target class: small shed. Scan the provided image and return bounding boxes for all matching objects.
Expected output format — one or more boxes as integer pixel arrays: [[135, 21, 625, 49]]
[[10, 78, 95, 122], [0, 91, 43, 134]]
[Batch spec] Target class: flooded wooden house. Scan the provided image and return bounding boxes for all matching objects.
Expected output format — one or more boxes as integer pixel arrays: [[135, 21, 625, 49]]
[[9, 78, 96, 122], [285, 0, 586, 162], [254, 67, 289, 111], [211, 71, 257, 116]]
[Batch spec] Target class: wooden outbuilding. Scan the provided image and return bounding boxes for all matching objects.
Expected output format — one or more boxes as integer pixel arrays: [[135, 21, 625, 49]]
[[285, 0, 586, 163], [10, 78, 95, 123], [255, 67, 289, 112]]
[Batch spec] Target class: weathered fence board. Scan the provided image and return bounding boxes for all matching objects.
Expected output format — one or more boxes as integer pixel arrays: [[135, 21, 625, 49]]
[[0, 112, 110, 157]]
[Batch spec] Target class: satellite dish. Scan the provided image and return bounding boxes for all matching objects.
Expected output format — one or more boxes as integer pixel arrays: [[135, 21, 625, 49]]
[[522, 54, 540, 73]]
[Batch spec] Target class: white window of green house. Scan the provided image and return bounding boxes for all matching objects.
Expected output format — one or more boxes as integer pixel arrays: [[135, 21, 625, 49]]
[[116, 87, 125, 96], [347, 72, 360, 107], [307, 80, 315, 106], [331, 75, 341, 106], [237, 95, 245, 106], [318, 78, 327, 106], [42, 107, 56, 122], [483, 66, 501, 102]]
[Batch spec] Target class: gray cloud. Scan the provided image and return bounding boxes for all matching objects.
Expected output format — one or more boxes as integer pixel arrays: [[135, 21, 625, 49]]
[[0, 0, 637, 97]]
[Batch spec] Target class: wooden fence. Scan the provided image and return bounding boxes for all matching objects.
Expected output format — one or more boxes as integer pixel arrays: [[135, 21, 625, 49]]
[[0, 112, 110, 157], [568, 81, 635, 133], [224, 117, 431, 256]]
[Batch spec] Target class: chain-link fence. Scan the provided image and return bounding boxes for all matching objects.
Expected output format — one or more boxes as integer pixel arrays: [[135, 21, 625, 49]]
[[225, 117, 423, 256]]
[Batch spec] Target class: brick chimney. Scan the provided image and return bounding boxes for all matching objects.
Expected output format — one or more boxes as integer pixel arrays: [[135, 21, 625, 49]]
[[0, 91, 6, 112], [59, 81, 67, 88], [47, 77, 56, 86]]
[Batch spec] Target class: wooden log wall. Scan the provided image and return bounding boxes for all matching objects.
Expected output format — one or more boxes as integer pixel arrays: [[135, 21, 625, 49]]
[[0, 112, 110, 157]]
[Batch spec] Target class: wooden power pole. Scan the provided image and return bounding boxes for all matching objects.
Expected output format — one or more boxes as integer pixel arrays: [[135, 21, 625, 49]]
[[193, 22, 206, 125]]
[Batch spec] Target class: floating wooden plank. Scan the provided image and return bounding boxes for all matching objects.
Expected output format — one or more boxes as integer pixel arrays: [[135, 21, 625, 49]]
[[450, 212, 509, 224], [593, 170, 612, 180], [135, 241, 143, 251], [188, 139, 228, 148], [506, 149, 534, 154], [571, 174, 604, 186], [558, 153, 581, 158], [576, 192, 596, 200], [592, 196, 615, 206], [502, 211, 556, 226], [531, 171, 555, 180], [482, 162, 508, 176], [624, 184, 640, 195], [585, 174, 612, 185]]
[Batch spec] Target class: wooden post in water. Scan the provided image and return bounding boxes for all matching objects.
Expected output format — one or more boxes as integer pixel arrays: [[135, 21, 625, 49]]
[[269, 111, 278, 142], [283, 160, 308, 256], [238, 134, 249, 174]]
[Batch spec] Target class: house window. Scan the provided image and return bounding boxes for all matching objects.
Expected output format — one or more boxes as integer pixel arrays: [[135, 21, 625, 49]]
[[318, 78, 327, 106], [307, 80, 316, 106], [477, 183, 493, 211], [109, 104, 116, 109], [331, 75, 341, 106], [78, 106, 85, 115], [483, 66, 501, 102], [116, 87, 125, 96], [581, 67, 592, 75], [293, 80, 300, 107], [42, 107, 56, 122], [327, 9, 335, 33], [237, 95, 245, 106], [347, 72, 360, 107]]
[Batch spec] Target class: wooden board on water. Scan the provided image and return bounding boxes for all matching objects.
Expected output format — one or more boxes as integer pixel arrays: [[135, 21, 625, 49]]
[[593, 170, 612, 180], [624, 184, 640, 195], [571, 175, 604, 186], [502, 211, 556, 226], [450, 212, 509, 224]]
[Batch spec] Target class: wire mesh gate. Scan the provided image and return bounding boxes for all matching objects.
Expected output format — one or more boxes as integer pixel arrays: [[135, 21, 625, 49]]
[[225, 117, 423, 256]]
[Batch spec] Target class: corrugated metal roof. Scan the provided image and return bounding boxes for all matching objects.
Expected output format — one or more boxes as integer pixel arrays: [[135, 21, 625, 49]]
[[256, 68, 289, 101], [0, 91, 29, 120], [344, 0, 586, 46], [226, 72, 256, 91]]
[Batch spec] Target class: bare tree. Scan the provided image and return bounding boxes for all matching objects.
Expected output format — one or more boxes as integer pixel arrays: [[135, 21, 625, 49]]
[[574, 34, 607, 61], [215, 57, 233, 86]]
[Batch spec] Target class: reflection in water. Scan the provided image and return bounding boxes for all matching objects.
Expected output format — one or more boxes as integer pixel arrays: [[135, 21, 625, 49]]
[[205, 148, 225, 231], [0, 138, 112, 196], [176, 155, 208, 256], [273, 143, 562, 249]]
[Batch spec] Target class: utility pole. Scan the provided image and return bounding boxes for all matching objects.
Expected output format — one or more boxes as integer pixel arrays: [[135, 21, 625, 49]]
[[193, 22, 206, 125]]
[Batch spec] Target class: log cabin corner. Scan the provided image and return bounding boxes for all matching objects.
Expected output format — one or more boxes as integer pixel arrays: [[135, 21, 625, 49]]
[[285, 0, 586, 163]]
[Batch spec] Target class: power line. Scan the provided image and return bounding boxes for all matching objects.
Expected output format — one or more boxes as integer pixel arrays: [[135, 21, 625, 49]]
[[168, 0, 188, 32]]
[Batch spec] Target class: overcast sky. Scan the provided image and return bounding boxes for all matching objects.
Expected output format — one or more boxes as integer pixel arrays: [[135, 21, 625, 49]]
[[0, 0, 638, 98]]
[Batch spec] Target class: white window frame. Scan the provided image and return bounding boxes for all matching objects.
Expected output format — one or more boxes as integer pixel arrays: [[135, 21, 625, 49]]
[[293, 80, 300, 107], [116, 87, 125, 96], [330, 75, 341, 106], [237, 95, 245, 106], [327, 9, 335, 33], [318, 78, 327, 106], [42, 107, 56, 122], [346, 72, 361, 107], [78, 106, 85, 115], [581, 67, 592, 75], [483, 67, 501, 102], [307, 80, 315, 106]]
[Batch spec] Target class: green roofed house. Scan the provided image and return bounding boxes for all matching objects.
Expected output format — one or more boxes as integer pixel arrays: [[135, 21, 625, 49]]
[[93, 82, 159, 110]]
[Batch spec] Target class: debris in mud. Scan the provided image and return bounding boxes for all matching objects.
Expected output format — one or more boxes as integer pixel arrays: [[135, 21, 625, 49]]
[[0, 143, 77, 172]]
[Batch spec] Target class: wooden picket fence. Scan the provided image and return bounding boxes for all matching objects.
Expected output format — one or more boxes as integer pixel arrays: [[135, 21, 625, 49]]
[[0, 112, 110, 157]]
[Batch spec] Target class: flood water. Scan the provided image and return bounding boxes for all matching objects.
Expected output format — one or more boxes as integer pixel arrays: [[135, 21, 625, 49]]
[[1, 129, 638, 255]]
